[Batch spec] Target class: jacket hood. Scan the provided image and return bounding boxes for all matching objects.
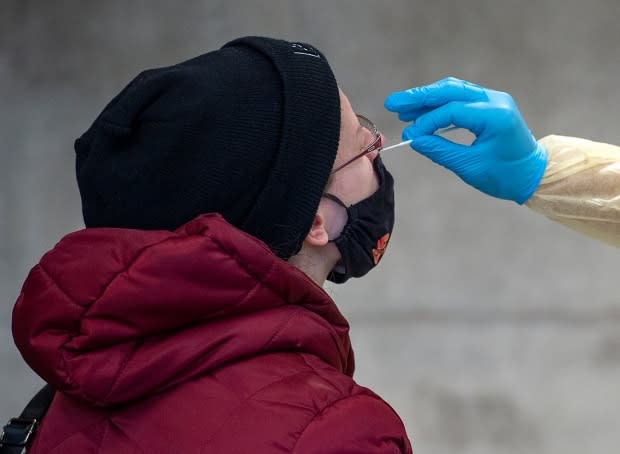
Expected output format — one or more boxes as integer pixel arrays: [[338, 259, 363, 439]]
[[12, 214, 353, 407]]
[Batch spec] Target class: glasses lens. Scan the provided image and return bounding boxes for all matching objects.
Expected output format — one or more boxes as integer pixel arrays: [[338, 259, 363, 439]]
[[356, 114, 381, 155], [331, 115, 382, 174], [357, 115, 378, 139]]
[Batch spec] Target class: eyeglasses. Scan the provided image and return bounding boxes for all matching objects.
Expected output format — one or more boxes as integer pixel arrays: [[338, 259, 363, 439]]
[[331, 114, 382, 174]]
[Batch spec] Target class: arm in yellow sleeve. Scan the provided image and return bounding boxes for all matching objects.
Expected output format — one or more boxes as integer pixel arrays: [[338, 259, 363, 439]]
[[526, 135, 620, 247]]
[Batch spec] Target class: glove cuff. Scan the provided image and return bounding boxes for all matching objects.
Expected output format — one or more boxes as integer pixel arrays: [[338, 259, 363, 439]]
[[515, 142, 548, 204]]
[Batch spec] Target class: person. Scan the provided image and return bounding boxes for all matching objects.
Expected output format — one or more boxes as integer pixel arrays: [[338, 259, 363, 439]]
[[10, 37, 412, 453], [385, 77, 620, 247]]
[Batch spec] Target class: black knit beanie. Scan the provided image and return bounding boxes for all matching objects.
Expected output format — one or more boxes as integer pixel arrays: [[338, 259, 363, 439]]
[[75, 36, 341, 258]]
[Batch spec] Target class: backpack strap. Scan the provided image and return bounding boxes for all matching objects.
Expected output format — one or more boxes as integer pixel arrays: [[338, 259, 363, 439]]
[[0, 385, 55, 454]]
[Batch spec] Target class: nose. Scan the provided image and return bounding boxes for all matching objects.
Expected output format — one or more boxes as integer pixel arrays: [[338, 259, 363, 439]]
[[366, 133, 384, 162]]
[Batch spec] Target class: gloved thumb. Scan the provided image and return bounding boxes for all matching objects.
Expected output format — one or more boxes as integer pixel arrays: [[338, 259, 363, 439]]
[[403, 126, 469, 169]]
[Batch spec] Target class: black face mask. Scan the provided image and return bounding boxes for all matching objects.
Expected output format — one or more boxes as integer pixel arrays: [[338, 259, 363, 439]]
[[324, 156, 395, 284]]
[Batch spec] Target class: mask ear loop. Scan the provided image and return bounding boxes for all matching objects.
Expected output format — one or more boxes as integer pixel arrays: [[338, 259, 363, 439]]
[[321, 193, 348, 278], [321, 193, 348, 209], [320, 193, 350, 251]]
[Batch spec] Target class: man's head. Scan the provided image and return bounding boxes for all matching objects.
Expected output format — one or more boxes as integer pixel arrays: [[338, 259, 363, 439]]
[[75, 36, 394, 285], [75, 36, 340, 259]]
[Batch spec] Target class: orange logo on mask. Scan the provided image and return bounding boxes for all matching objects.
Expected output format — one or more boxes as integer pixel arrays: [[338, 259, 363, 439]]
[[372, 233, 391, 265]]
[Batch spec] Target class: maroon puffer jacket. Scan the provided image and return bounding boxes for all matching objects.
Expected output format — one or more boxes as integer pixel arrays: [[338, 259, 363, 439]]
[[12, 214, 412, 453]]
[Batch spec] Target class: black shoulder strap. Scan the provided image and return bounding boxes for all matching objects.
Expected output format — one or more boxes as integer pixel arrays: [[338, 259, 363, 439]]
[[0, 385, 55, 454]]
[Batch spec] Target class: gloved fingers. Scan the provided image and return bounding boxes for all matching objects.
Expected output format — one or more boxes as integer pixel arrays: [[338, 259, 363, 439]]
[[384, 77, 488, 113], [396, 106, 434, 122], [403, 130, 471, 168], [406, 101, 486, 137]]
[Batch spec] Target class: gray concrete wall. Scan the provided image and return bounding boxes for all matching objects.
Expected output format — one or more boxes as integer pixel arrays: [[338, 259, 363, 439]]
[[1, 1, 618, 453]]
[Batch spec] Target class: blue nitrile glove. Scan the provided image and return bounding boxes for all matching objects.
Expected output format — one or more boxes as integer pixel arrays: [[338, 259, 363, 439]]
[[384, 77, 547, 204]]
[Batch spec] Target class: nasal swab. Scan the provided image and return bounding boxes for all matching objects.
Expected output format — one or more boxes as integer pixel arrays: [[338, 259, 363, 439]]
[[381, 140, 412, 152], [382, 126, 460, 152]]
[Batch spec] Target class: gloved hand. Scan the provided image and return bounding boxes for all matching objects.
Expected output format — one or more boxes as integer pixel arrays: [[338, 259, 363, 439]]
[[384, 77, 547, 204]]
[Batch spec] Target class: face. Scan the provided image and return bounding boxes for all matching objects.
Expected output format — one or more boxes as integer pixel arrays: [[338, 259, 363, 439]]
[[319, 89, 381, 238], [295, 88, 394, 285], [329, 89, 380, 201]]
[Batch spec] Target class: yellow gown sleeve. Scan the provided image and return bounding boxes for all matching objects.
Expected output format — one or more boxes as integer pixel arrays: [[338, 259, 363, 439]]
[[525, 135, 620, 247]]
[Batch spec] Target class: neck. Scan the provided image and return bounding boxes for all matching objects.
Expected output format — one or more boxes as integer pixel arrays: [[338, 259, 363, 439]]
[[288, 243, 340, 286]]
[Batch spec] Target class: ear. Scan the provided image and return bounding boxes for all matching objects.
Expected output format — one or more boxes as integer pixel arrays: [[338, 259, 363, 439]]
[[305, 212, 330, 247]]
